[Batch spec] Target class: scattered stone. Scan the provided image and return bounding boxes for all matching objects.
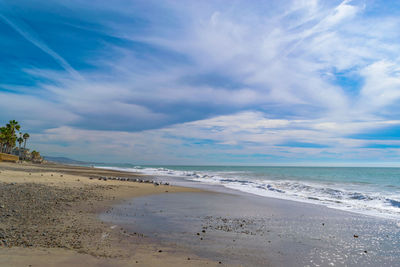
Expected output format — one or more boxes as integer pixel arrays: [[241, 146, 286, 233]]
[[158, 250, 162, 253]]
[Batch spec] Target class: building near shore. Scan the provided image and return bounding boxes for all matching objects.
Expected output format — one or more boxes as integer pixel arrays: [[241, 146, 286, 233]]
[[12, 147, 31, 160]]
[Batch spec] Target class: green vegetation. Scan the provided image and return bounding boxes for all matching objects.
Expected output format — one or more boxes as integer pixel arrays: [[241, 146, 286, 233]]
[[0, 120, 21, 154], [31, 150, 41, 160], [0, 120, 40, 162]]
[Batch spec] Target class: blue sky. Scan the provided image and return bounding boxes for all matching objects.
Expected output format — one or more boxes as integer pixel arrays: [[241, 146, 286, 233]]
[[1, 0, 400, 165]]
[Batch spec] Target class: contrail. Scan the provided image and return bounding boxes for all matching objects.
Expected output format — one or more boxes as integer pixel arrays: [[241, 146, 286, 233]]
[[0, 13, 83, 80]]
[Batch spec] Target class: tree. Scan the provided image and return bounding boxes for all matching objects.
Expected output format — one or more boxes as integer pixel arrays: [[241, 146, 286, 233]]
[[4, 120, 20, 153], [31, 150, 42, 163], [17, 134, 24, 158], [0, 127, 7, 153], [23, 133, 30, 150], [7, 120, 20, 136], [31, 150, 39, 158]]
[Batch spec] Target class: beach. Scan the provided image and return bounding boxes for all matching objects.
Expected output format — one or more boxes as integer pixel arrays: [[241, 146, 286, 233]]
[[103, 191, 400, 266], [0, 162, 399, 266], [0, 162, 220, 266]]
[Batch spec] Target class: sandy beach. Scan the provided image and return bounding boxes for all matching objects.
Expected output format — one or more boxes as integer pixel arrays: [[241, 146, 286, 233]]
[[0, 162, 221, 266], [1, 162, 399, 266]]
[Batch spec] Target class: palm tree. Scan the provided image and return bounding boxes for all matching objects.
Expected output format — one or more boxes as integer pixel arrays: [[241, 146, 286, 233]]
[[4, 120, 20, 153], [23, 133, 30, 150], [17, 134, 24, 159], [0, 127, 7, 153], [7, 120, 20, 136]]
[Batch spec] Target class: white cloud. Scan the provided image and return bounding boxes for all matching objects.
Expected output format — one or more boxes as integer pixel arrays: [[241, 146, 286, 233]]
[[358, 60, 400, 111], [31, 111, 400, 163], [4, 0, 400, 163]]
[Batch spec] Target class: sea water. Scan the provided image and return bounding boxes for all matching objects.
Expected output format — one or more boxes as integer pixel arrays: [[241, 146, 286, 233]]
[[96, 165, 400, 220]]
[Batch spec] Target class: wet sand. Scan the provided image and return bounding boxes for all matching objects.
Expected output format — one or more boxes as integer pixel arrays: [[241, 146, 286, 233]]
[[2, 161, 399, 266], [102, 191, 400, 266], [0, 162, 221, 266]]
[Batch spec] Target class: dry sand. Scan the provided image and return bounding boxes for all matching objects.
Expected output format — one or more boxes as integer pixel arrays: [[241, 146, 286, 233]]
[[0, 162, 221, 266]]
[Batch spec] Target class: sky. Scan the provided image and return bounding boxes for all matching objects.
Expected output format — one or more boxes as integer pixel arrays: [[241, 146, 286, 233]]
[[1, 0, 400, 165]]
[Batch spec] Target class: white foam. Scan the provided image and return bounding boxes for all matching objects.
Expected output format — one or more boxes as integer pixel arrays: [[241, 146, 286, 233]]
[[95, 165, 400, 220]]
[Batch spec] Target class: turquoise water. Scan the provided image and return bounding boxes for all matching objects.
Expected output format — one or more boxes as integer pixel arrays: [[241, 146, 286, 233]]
[[97, 164, 400, 219]]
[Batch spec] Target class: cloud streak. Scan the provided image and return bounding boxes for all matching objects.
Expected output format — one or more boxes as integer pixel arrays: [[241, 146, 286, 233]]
[[0, 13, 82, 80], [2, 0, 400, 164]]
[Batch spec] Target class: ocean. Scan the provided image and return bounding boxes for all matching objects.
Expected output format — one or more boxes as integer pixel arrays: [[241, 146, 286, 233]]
[[96, 165, 400, 220]]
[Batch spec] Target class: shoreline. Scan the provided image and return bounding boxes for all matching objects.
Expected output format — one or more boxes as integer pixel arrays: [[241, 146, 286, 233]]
[[1, 161, 399, 266], [0, 162, 221, 266], [97, 165, 400, 221], [97, 165, 400, 266]]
